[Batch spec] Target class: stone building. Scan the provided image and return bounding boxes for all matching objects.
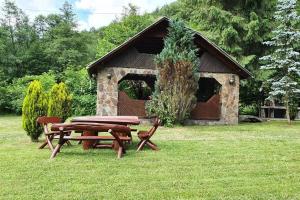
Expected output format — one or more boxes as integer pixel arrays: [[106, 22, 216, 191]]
[[87, 17, 251, 125]]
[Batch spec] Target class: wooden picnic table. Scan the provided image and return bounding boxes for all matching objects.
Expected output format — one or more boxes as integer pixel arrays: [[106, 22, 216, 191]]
[[71, 116, 140, 149], [50, 122, 132, 158]]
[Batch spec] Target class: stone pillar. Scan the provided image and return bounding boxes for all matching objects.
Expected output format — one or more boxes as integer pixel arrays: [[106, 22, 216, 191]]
[[200, 73, 240, 124], [96, 68, 118, 116]]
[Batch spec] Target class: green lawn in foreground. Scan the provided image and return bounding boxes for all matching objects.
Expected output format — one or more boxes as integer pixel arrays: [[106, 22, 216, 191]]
[[0, 115, 299, 199]]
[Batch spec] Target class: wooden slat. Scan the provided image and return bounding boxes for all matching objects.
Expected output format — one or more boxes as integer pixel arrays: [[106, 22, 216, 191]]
[[53, 135, 131, 141]]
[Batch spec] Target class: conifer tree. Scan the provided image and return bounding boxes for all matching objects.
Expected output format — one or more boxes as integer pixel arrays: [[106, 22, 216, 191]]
[[147, 20, 199, 126], [48, 82, 72, 121], [22, 80, 47, 142], [260, 0, 300, 124]]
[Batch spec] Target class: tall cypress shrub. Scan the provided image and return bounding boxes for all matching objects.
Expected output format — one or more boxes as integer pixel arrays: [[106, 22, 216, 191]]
[[147, 20, 199, 126], [22, 80, 48, 142], [48, 82, 72, 121]]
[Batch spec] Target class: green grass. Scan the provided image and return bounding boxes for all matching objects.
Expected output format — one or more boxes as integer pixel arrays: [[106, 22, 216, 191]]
[[0, 115, 300, 199]]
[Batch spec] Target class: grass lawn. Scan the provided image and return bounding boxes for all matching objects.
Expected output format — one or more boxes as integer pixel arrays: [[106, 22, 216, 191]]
[[0, 115, 300, 199]]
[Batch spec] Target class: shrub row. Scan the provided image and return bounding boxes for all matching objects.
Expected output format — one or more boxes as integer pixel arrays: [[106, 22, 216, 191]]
[[0, 68, 96, 116]]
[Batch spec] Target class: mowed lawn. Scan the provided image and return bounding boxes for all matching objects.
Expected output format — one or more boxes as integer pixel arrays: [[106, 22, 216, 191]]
[[0, 116, 300, 199]]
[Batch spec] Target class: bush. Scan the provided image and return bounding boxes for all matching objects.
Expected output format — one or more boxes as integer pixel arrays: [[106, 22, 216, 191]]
[[22, 80, 48, 142], [239, 104, 258, 116], [48, 82, 72, 121], [63, 68, 96, 116], [146, 89, 176, 127], [146, 20, 199, 126]]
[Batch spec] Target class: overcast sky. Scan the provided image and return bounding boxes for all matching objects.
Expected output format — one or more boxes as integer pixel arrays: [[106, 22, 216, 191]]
[[0, 0, 175, 30]]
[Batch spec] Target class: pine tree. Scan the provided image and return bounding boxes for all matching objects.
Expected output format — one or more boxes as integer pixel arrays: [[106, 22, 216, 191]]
[[22, 80, 47, 142], [48, 82, 72, 121], [147, 20, 199, 126], [260, 0, 300, 124]]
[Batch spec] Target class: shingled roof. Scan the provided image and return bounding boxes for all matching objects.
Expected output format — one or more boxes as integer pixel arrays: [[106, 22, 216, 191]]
[[87, 17, 252, 79]]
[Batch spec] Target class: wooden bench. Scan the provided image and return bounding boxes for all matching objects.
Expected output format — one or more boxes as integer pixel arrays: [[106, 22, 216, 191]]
[[37, 116, 72, 151], [137, 118, 160, 151], [53, 135, 131, 149], [51, 123, 132, 159]]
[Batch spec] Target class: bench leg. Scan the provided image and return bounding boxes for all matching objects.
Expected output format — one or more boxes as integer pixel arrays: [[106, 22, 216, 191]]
[[146, 141, 158, 150], [47, 136, 55, 152], [137, 140, 143, 147], [40, 135, 54, 151], [137, 140, 147, 152], [117, 146, 123, 159], [39, 140, 48, 149], [148, 140, 157, 147], [50, 140, 66, 159]]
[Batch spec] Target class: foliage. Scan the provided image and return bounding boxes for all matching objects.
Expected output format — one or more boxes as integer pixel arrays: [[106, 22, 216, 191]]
[[0, 72, 55, 114], [239, 104, 258, 116], [0, 0, 97, 83], [147, 20, 199, 126], [119, 80, 152, 100], [22, 80, 47, 141], [48, 82, 72, 121], [96, 6, 154, 58], [260, 0, 300, 123], [63, 68, 96, 116], [159, 0, 279, 112]]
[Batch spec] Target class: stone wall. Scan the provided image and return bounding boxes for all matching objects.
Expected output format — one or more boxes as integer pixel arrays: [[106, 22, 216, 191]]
[[96, 68, 239, 125], [199, 72, 239, 124], [96, 67, 157, 116]]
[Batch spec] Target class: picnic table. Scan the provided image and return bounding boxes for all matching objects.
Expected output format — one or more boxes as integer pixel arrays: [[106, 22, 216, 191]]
[[71, 116, 140, 149], [51, 122, 132, 158]]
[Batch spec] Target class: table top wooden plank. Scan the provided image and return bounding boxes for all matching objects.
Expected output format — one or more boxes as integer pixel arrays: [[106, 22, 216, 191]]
[[71, 116, 140, 125]]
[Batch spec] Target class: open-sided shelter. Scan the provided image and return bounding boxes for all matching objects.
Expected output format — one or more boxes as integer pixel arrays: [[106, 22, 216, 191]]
[[87, 17, 251, 125]]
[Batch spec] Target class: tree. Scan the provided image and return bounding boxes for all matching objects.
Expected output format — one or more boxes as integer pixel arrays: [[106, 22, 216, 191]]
[[48, 82, 72, 121], [0, 0, 38, 80], [96, 5, 154, 58], [260, 0, 300, 124], [147, 20, 199, 126], [22, 80, 47, 142], [63, 68, 96, 116]]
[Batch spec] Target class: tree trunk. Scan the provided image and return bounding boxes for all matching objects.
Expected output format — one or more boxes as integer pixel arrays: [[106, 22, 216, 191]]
[[286, 102, 291, 125]]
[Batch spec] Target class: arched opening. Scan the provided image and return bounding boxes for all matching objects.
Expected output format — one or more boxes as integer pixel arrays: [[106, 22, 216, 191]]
[[191, 77, 222, 120], [117, 74, 156, 117]]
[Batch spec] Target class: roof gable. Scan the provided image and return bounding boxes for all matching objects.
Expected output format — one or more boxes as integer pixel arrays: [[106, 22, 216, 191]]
[[87, 17, 251, 79]]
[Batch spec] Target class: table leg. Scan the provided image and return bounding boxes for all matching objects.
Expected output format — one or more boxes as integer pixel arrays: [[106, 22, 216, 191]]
[[82, 130, 97, 150]]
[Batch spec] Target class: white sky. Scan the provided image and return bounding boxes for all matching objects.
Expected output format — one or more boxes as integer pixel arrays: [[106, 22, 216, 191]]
[[0, 0, 176, 30]]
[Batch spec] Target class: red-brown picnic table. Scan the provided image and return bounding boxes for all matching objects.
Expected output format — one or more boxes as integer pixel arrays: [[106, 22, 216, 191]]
[[71, 116, 139, 148], [50, 122, 132, 158], [70, 116, 140, 149]]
